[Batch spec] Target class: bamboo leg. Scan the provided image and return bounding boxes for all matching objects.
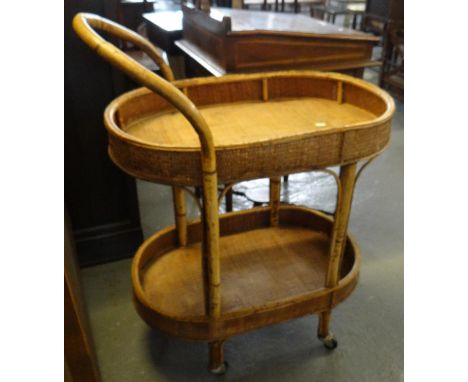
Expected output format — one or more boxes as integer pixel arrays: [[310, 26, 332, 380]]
[[318, 162, 357, 348], [269, 176, 281, 227], [172, 186, 187, 247], [201, 171, 224, 372], [326, 163, 357, 287], [209, 340, 227, 374], [318, 311, 331, 336], [201, 206, 209, 315], [317, 311, 336, 349], [201, 172, 221, 319]]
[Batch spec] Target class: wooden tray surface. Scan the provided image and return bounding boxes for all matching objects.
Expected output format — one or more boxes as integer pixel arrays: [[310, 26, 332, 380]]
[[126, 98, 375, 148], [142, 226, 331, 316], [132, 206, 359, 341]]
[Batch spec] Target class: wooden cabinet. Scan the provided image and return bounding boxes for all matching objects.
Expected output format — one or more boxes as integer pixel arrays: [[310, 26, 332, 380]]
[[176, 4, 380, 78]]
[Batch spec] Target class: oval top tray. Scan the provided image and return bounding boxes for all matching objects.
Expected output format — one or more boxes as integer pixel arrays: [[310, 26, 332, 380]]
[[105, 71, 394, 186]]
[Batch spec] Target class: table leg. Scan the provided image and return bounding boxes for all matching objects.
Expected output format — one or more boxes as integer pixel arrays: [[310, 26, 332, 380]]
[[317, 162, 357, 348], [352, 14, 357, 30], [225, 186, 233, 212], [269, 176, 281, 227], [209, 340, 227, 374], [172, 186, 187, 246], [318, 311, 337, 349]]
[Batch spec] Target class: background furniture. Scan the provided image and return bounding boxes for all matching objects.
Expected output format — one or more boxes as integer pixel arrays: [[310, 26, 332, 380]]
[[176, 3, 379, 78], [117, 0, 155, 33], [360, 0, 403, 97], [116, 0, 173, 88], [143, 11, 186, 78], [310, 3, 363, 29], [361, 0, 403, 38], [143, 10, 183, 55], [380, 25, 403, 99]]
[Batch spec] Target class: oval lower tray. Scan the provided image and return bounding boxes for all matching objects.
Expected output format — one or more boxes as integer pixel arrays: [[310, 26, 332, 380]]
[[132, 206, 360, 341], [105, 71, 394, 186]]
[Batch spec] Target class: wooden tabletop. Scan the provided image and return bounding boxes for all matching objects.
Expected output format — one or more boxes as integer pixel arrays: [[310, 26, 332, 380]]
[[143, 10, 183, 32], [208, 8, 373, 38], [145, 8, 376, 40]]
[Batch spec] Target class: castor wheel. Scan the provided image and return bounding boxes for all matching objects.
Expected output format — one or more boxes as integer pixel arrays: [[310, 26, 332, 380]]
[[210, 361, 229, 375], [319, 334, 338, 350]]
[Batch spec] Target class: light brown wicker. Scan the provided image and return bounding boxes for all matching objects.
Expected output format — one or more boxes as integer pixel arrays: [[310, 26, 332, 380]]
[[73, 13, 395, 374]]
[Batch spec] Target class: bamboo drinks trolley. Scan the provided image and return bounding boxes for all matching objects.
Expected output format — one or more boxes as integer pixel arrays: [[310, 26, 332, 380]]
[[73, 13, 395, 374]]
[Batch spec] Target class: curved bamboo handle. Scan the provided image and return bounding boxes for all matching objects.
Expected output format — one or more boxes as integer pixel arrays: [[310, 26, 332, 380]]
[[74, 12, 174, 81], [72, 12, 216, 172], [73, 12, 221, 319]]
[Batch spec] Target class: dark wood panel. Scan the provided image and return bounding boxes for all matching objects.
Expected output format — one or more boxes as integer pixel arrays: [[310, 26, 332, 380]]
[[176, 39, 370, 78], [118, 0, 155, 31], [231, 36, 373, 71], [365, 0, 403, 99], [366, 0, 390, 18], [366, 0, 403, 21], [65, 0, 143, 266], [183, 16, 227, 68], [65, 212, 101, 381]]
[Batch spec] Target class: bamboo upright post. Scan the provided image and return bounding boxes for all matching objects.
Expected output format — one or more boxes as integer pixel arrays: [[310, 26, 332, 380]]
[[202, 170, 223, 371], [209, 340, 226, 374], [73, 12, 223, 369], [172, 186, 187, 246], [318, 162, 357, 342], [201, 171, 221, 319]]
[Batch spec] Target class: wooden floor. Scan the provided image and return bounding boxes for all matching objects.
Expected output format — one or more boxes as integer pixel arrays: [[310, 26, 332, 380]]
[[141, 226, 332, 317], [125, 98, 375, 148]]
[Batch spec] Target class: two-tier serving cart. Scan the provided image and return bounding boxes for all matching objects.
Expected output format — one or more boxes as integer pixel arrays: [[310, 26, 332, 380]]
[[73, 13, 395, 374]]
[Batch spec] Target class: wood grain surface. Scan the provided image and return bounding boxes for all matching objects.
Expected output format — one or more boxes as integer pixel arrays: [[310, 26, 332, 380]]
[[125, 98, 375, 148], [142, 226, 331, 316]]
